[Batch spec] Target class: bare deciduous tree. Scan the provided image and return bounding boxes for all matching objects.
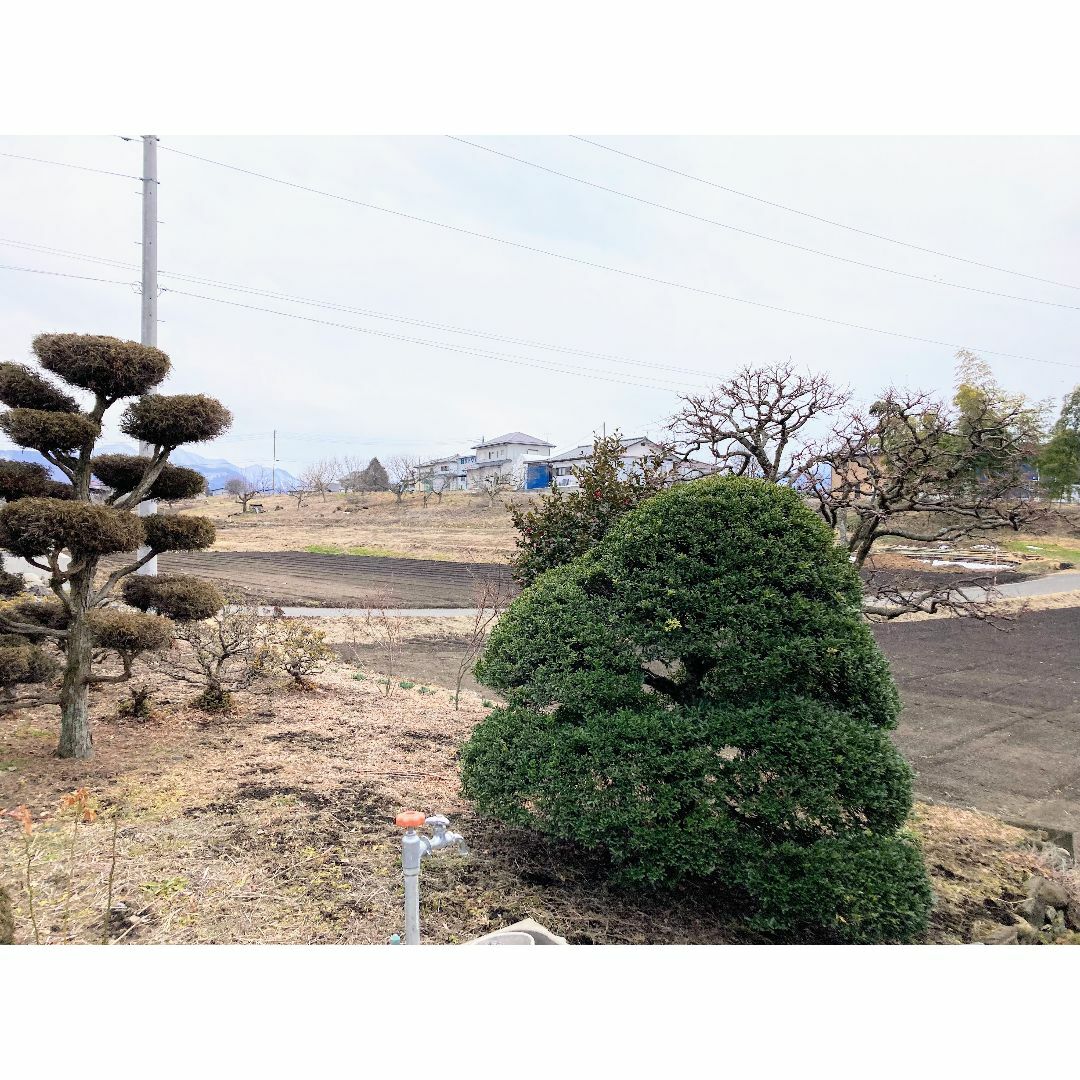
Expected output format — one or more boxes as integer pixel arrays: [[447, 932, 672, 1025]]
[[474, 469, 517, 509], [340, 585, 406, 695], [452, 567, 515, 709], [668, 361, 850, 482], [803, 379, 1046, 620], [225, 467, 271, 512], [300, 457, 338, 501], [387, 456, 419, 504], [152, 591, 273, 711]]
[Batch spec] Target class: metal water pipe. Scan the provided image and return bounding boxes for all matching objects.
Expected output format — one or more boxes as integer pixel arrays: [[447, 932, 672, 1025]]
[[395, 811, 468, 945]]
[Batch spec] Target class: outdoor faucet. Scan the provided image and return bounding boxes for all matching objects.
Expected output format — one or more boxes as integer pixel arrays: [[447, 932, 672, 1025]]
[[394, 811, 469, 944], [426, 814, 469, 856]]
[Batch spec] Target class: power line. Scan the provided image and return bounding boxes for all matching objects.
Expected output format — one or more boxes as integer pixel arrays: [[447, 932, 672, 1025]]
[[0, 238, 729, 382], [5, 239, 1080, 375], [157, 142, 1080, 368], [0, 258, 698, 390], [160, 286, 703, 393], [0, 263, 135, 287], [0, 149, 140, 181], [447, 137, 1080, 312], [570, 135, 1080, 294]]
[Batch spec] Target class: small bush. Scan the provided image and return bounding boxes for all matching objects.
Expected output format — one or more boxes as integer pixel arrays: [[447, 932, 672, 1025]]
[[255, 621, 334, 688], [399, 679, 415, 690], [121, 574, 222, 622], [141, 514, 215, 553], [86, 609, 173, 654]]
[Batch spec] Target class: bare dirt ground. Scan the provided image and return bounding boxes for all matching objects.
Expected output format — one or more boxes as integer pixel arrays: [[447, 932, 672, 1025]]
[[3, 653, 1075, 945], [876, 606, 1080, 836], [180, 491, 525, 562], [127, 550, 516, 609]]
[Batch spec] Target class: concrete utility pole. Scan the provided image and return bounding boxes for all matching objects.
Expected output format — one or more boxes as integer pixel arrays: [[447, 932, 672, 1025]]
[[272, 429, 277, 494], [136, 134, 159, 575]]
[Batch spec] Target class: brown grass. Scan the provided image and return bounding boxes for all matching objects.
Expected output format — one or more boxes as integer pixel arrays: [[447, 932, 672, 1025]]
[[179, 491, 527, 562], [2, 638, 1075, 945]]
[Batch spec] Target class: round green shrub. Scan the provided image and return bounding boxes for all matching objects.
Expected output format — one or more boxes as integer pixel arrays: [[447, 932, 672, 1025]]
[[142, 513, 215, 552], [0, 498, 144, 559], [120, 393, 232, 447], [86, 609, 173, 654], [33, 334, 170, 400], [461, 476, 931, 942], [91, 454, 206, 502], [0, 408, 100, 454], [0, 461, 73, 503], [0, 362, 80, 413], [121, 574, 222, 621]]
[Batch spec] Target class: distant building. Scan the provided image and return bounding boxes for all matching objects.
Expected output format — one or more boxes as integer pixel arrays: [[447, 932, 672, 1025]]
[[529, 436, 708, 491], [466, 432, 554, 491], [416, 452, 477, 492]]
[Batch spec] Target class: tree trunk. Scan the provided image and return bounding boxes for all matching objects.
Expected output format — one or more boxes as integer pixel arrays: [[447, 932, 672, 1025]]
[[58, 568, 94, 759]]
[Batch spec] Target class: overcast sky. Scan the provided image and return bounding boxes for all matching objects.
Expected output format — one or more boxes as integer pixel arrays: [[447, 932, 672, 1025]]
[[1, 135, 1078, 474]]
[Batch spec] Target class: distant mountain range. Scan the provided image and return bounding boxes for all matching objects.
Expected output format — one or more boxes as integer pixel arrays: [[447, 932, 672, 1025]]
[[0, 443, 300, 494]]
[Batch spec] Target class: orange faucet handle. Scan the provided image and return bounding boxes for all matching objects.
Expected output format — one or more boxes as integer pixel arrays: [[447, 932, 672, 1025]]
[[395, 811, 426, 829]]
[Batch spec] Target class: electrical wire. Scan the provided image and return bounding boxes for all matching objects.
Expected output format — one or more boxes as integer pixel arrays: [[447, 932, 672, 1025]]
[[570, 135, 1080, 293], [0, 238, 728, 382], [159, 286, 704, 393], [0, 150, 141, 181], [447, 136, 1080, 311], [0, 259, 700, 391], [157, 142, 1080, 368]]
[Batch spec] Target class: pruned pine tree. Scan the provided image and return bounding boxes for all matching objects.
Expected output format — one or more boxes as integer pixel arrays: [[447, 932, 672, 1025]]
[[0, 334, 232, 759]]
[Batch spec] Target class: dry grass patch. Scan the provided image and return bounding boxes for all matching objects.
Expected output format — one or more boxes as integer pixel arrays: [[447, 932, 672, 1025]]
[[3, 658, 1076, 945], [180, 491, 526, 562]]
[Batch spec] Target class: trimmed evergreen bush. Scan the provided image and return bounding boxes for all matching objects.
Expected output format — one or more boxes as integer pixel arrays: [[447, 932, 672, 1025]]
[[462, 475, 932, 943]]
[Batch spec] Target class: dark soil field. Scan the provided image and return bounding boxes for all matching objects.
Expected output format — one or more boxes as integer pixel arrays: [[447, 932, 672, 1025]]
[[876, 607, 1080, 838], [102, 550, 516, 608]]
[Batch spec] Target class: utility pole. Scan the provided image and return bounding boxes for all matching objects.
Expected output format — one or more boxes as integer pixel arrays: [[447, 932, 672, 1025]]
[[136, 134, 159, 576], [272, 429, 277, 494]]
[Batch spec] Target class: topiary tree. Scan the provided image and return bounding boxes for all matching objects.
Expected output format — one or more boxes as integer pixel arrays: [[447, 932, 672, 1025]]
[[0, 334, 231, 758], [509, 431, 670, 586], [461, 475, 932, 943]]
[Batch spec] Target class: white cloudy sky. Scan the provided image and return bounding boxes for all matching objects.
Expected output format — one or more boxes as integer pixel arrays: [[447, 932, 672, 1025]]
[[1, 135, 1078, 474]]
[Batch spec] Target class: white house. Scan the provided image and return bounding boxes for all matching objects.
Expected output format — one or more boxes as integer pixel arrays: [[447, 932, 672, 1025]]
[[539, 435, 690, 490], [416, 452, 476, 492], [465, 432, 555, 490]]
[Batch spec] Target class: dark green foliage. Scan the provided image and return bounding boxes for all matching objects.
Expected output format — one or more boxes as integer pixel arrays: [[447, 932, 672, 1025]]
[[0, 408, 100, 454], [119, 393, 232, 448], [1038, 386, 1080, 501], [0, 460, 73, 502], [359, 457, 389, 491], [510, 432, 668, 586], [91, 454, 206, 502], [462, 476, 930, 942], [0, 497, 143, 559], [33, 333, 170, 400], [0, 362, 80, 412], [141, 513, 215, 552], [738, 834, 934, 944], [0, 570, 24, 599], [86, 609, 173, 654], [121, 574, 222, 621], [0, 638, 57, 687]]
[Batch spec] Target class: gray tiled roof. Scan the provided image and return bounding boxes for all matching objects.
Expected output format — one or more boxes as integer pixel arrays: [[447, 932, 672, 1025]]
[[472, 432, 554, 450]]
